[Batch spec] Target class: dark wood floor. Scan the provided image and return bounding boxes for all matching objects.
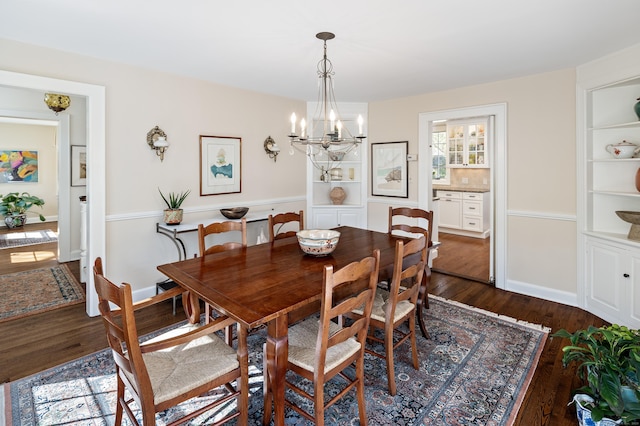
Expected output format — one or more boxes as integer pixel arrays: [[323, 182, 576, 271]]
[[0, 222, 606, 425], [432, 231, 491, 283]]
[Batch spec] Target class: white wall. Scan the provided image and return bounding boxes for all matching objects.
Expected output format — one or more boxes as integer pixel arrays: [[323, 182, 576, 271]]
[[367, 69, 578, 304], [0, 38, 306, 291]]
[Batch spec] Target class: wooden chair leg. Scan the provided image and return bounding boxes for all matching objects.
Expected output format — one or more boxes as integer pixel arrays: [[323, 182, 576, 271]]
[[385, 325, 397, 396], [314, 378, 325, 426], [418, 267, 431, 339], [409, 316, 419, 369], [356, 356, 368, 426]]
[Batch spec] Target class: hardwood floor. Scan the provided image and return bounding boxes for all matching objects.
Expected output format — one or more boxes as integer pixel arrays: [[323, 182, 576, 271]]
[[432, 231, 491, 284], [0, 222, 606, 425]]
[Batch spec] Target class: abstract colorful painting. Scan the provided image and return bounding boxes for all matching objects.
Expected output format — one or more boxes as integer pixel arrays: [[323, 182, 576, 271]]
[[0, 150, 39, 183]]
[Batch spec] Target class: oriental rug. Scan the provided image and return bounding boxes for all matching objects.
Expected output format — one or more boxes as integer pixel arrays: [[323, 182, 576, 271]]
[[0, 264, 84, 323], [1, 295, 549, 425], [0, 229, 57, 250]]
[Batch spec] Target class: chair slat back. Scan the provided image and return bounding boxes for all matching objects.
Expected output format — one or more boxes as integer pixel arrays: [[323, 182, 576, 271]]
[[93, 258, 151, 402], [388, 206, 434, 245], [198, 218, 247, 256], [316, 250, 380, 367], [268, 210, 304, 242], [388, 236, 427, 313]]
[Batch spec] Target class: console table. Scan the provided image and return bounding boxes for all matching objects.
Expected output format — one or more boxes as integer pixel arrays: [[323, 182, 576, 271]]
[[156, 211, 271, 261]]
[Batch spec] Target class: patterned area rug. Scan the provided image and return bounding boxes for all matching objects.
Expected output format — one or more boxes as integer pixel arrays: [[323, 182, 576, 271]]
[[0, 264, 84, 323], [2, 296, 549, 425], [0, 229, 57, 250]]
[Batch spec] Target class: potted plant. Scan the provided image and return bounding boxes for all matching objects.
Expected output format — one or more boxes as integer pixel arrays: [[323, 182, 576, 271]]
[[159, 188, 190, 225], [554, 324, 640, 425], [0, 191, 46, 228]]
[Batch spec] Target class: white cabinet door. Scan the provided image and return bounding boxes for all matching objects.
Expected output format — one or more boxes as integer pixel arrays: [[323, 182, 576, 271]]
[[439, 197, 462, 229], [586, 237, 640, 328], [446, 118, 489, 168]]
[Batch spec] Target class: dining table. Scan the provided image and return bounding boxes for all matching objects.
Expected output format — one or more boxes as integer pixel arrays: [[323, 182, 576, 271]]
[[156, 225, 430, 426]]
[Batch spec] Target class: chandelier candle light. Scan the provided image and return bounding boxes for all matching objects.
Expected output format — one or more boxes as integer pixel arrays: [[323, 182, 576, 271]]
[[288, 32, 366, 173]]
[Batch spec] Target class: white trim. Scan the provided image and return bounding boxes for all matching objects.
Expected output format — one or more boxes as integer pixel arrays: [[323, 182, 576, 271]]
[[0, 70, 106, 317], [507, 210, 577, 222], [418, 103, 507, 289], [505, 278, 578, 308]]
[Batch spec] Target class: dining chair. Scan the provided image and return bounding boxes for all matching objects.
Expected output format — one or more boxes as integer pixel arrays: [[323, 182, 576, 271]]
[[198, 218, 247, 343], [386, 206, 434, 335], [347, 236, 427, 396], [262, 249, 380, 426], [92, 257, 249, 426], [267, 210, 304, 242]]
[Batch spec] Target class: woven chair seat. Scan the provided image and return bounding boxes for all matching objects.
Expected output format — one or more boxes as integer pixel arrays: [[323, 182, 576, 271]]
[[353, 289, 415, 323], [288, 317, 360, 374], [125, 324, 239, 405]]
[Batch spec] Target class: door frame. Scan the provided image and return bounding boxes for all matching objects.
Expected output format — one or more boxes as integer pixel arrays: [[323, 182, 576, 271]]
[[0, 70, 106, 316], [418, 103, 507, 289]]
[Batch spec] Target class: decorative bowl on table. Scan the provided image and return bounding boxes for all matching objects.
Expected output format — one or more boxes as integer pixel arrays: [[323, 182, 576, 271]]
[[296, 229, 341, 256], [220, 207, 249, 219]]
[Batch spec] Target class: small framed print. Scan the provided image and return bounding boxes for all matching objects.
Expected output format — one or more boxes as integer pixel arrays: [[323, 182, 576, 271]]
[[199, 135, 242, 196], [71, 145, 87, 187], [371, 141, 408, 198]]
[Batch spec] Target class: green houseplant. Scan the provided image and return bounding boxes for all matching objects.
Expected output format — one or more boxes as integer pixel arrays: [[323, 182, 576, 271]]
[[158, 188, 190, 225], [0, 191, 45, 228], [554, 324, 640, 425]]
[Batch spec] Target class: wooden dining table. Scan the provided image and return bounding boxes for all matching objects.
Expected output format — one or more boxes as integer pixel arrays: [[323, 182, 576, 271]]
[[157, 225, 430, 426]]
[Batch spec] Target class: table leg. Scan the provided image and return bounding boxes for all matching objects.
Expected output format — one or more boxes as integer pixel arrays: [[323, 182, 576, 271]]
[[417, 266, 431, 339], [263, 315, 288, 426]]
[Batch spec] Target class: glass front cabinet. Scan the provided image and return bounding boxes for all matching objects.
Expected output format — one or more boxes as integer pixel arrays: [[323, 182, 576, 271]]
[[446, 118, 489, 168]]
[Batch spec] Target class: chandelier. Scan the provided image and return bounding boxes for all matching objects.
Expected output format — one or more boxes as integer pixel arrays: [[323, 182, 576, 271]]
[[288, 32, 366, 172]]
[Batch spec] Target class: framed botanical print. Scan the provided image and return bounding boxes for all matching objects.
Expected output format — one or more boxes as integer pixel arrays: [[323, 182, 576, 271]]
[[199, 135, 242, 196], [371, 141, 408, 198]]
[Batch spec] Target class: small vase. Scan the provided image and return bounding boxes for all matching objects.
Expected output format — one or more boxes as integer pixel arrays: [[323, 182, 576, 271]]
[[635, 97, 640, 121], [635, 168, 640, 192], [163, 209, 183, 225], [329, 187, 346, 205], [4, 214, 27, 228]]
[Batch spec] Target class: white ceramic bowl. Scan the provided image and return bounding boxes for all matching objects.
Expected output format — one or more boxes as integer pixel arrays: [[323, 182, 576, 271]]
[[296, 229, 341, 256]]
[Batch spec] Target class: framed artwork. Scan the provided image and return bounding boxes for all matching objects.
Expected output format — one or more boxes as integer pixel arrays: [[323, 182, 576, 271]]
[[200, 135, 242, 196], [71, 145, 87, 187], [0, 150, 38, 183], [371, 141, 408, 198]]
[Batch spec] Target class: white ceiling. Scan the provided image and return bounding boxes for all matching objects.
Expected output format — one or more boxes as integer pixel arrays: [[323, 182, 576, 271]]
[[2, 0, 640, 102]]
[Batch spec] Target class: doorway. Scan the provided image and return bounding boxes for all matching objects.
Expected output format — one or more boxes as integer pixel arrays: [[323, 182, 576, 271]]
[[0, 69, 106, 317], [418, 103, 507, 290]]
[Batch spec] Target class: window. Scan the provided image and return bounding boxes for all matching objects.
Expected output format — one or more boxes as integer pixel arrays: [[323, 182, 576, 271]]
[[432, 125, 449, 184]]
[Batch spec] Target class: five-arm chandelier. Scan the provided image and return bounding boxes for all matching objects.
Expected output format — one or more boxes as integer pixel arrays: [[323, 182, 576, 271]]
[[288, 32, 366, 171]]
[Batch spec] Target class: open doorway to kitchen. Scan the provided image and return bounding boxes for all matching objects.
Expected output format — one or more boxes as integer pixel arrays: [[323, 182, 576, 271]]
[[418, 103, 507, 289]]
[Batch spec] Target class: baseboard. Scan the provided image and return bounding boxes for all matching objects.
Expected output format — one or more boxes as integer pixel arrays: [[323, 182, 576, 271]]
[[505, 278, 578, 308]]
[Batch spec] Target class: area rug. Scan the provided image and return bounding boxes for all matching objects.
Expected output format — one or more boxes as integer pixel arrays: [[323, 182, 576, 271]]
[[1, 295, 549, 425], [0, 264, 84, 323], [0, 229, 57, 250]]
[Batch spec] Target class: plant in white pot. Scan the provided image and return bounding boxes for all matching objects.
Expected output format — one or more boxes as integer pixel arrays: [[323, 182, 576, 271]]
[[0, 191, 45, 228], [554, 324, 640, 425], [158, 188, 190, 225]]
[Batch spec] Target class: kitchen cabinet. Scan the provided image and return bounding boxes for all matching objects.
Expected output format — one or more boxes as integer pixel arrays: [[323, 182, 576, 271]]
[[437, 190, 490, 238], [586, 237, 640, 328], [312, 207, 362, 229], [577, 45, 640, 327], [447, 118, 489, 168]]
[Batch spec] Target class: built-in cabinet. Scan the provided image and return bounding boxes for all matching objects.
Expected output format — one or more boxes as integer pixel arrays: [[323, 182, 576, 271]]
[[306, 102, 368, 229], [437, 190, 490, 238], [578, 48, 640, 327], [447, 118, 489, 168]]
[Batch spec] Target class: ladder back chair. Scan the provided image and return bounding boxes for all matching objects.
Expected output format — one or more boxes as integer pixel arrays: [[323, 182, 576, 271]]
[[92, 257, 249, 426], [263, 250, 380, 426], [347, 236, 427, 396], [268, 210, 304, 242], [387, 206, 434, 337], [198, 218, 247, 344]]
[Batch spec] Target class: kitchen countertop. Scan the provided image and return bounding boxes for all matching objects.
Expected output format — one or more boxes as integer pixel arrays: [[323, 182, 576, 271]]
[[433, 186, 490, 193]]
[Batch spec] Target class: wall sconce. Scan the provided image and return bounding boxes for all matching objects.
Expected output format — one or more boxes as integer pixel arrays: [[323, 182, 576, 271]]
[[264, 136, 280, 162], [44, 93, 71, 114], [147, 126, 169, 162]]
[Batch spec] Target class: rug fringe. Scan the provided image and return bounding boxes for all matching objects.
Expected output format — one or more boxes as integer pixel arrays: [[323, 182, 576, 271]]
[[431, 294, 552, 333]]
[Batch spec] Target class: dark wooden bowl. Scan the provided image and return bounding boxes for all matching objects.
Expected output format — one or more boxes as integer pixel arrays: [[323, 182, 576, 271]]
[[220, 207, 249, 219]]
